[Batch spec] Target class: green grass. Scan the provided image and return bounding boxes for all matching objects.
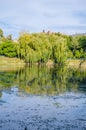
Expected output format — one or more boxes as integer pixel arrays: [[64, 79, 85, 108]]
[[0, 56, 25, 70], [0, 56, 86, 70], [68, 59, 86, 70]]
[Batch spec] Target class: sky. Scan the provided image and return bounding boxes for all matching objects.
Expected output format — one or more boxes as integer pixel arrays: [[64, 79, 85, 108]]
[[0, 0, 86, 39]]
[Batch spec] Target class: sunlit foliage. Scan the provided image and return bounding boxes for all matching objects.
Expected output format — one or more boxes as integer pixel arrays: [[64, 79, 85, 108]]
[[0, 28, 86, 65]]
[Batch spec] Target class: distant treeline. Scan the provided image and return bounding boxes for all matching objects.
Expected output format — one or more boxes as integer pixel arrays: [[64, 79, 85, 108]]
[[0, 28, 86, 65]]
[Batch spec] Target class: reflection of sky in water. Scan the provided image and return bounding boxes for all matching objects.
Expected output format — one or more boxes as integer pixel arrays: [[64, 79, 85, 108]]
[[0, 66, 86, 130], [0, 90, 86, 130]]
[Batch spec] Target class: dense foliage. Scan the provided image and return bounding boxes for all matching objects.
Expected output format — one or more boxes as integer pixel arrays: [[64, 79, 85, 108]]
[[0, 28, 86, 65]]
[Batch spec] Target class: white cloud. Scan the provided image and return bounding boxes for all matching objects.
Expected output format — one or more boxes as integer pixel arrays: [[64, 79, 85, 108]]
[[0, 0, 86, 38]]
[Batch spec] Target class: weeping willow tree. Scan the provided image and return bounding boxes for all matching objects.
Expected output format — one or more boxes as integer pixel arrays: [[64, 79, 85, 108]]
[[17, 32, 68, 65], [18, 32, 31, 60], [52, 37, 68, 66], [28, 33, 52, 63]]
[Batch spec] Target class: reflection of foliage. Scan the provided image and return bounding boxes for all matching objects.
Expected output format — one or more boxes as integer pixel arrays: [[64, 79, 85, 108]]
[[51, 66, 69, 93], [0, 71, 17, 89], [0, 66, 86, 97], [0, 92, 2, 98], [68, 68, 86, 92], [18, 66, 86, 95]]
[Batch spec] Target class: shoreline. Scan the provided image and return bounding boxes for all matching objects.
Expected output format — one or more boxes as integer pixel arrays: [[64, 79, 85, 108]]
[[67, 59, 86, 70], [0, 56, 86, 70]]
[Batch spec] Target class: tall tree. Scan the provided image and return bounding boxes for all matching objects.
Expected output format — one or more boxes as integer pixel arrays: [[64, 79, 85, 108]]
[[52, 38, 68, 66], [18, 32, 31, 60]]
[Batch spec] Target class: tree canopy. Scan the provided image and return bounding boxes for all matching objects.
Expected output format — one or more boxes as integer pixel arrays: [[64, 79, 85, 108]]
[[0, 28, 86, 65]]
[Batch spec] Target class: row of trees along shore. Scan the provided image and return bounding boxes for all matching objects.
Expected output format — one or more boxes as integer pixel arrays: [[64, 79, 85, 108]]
[[0, 28, 86, 65]]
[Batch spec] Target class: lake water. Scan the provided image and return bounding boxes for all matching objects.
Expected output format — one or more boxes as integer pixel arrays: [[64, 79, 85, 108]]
[[0, 65, 86, 130]]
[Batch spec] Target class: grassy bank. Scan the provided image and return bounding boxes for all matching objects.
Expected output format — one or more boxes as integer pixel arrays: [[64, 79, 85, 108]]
[[0, 56, 86, 70], [0, 56, 25, 71], [68, 59, 86, 70]]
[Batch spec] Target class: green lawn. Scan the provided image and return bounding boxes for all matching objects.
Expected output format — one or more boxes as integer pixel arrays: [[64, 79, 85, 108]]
[[68, 59, 86, 70], [0, 56, 25, 70], [0, 56, 86, 70]]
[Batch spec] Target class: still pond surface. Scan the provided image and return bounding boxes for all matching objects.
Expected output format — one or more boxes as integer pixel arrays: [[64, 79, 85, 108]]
[[0, 65, 86, 130]]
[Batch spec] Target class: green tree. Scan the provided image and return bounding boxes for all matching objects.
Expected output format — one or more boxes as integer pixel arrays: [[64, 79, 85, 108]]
[[52, 38, 68, 66], [0, 41, 17, 57], [6, 34, 12, 41], [0, 28, 4, 39], [79, 36, 86, 52], [18, 32, 31, 60]]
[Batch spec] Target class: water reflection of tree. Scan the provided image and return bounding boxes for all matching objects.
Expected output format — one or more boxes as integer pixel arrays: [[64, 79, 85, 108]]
[[18, 66, 53, 95], [51, 66, 68, 93], [0, 71, 18, 98], [0, 71, 18, 89], [0, 66, 86, 97], [0, 92, 2, 98], [18, 65, 86, 95], [69, 68, 86, 92]]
